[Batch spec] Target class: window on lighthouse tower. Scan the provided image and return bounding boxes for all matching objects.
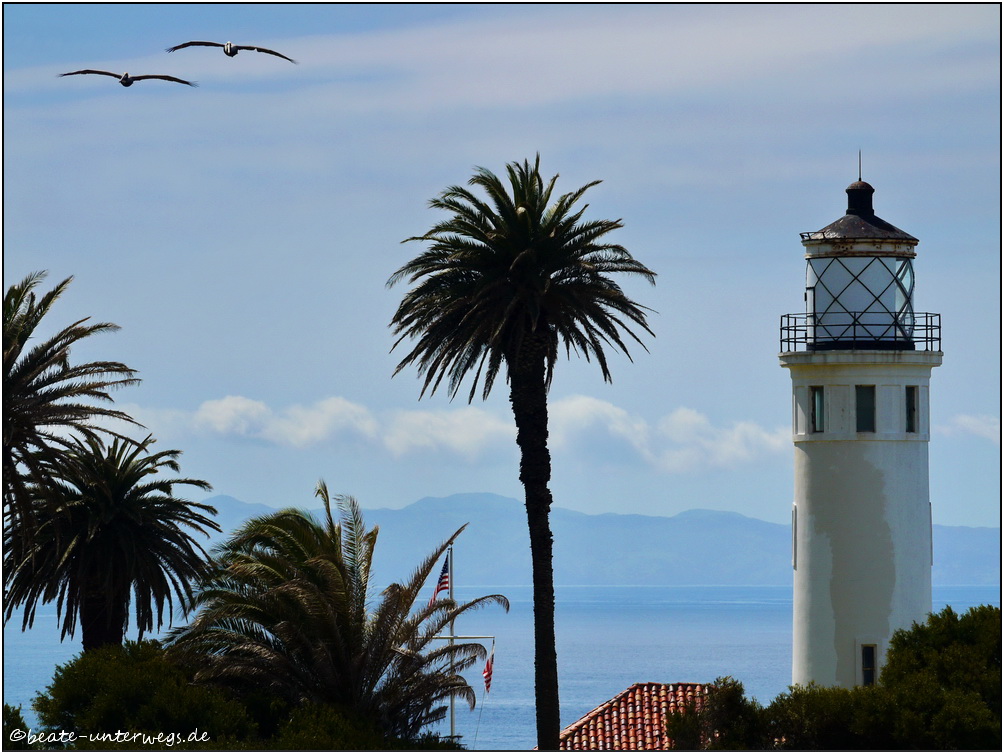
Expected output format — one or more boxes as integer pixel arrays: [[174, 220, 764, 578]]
[[810, 386, 824, 433], [906, 386, 919, 433], [861, 645, 878, 686], [856, 385, 876, 432]]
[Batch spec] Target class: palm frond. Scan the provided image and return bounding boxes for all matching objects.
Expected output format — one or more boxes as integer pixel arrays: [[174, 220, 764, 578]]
[[3, 433, 216, 649], [4, 272, 141, 561], [169, 485, 507, 741], [389, 156, 655, 402]]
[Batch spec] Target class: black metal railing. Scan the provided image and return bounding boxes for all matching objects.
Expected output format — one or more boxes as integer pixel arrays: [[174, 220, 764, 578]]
[[780, 312, 941, 352]]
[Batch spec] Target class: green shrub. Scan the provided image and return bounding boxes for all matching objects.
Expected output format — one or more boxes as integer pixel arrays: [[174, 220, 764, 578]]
[[666, 677, 767, 750], [665, 697, 704, 750], [32, 640, 255, 749], [880, 605, 1001, 749], [267, 702, 463, 750], [764, 683, 893, 750], [666, 606, 1001, 750], [4, 704, 39, 751], [270, 703, 395, 750], [27, 640, 463, 750]]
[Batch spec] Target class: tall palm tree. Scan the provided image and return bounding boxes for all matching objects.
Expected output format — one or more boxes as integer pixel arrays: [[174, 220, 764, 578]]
[[4, 271, 139, 548], [3, 434, 217, 651], [169, 482, 509, 741], [388, 156, 656, 749]]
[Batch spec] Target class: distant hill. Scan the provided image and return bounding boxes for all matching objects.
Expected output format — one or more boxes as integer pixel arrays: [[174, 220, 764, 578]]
[[200, 494, 279, 547], [200, 493, 1001, 588]]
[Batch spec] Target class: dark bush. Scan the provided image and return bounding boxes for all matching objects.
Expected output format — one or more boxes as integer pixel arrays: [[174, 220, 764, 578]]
[[880, 605, 1000, 749], [28, 640, 464, 750], [268, 703, 460, 750], [667, 606, 1001, 750], [31, 640, 254, 749], [4, 704, 39, 751], [666, 677, 767, 750], [764, 683, 893, 750]]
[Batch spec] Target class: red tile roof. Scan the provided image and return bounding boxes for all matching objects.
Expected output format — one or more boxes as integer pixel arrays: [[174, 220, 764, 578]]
[[558, 682, 706, 751]]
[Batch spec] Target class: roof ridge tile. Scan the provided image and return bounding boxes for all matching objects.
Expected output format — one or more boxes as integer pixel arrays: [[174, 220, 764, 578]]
[[557, 682, 706, 750]]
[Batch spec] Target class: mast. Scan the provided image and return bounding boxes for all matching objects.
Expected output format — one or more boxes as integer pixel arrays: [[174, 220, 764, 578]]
[[448, 545, 456, 739], [430, 544, 497, 745]]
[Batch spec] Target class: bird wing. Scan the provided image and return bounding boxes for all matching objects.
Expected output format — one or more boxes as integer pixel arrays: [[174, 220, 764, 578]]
[[165, 41, 224, 52], [235, 45, 297, 64], [130, 74, 199, 87], [58, 69, 120, 78]]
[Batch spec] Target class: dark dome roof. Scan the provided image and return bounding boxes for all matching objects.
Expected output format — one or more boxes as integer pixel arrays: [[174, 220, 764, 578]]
[[802, 180, 917, 243]]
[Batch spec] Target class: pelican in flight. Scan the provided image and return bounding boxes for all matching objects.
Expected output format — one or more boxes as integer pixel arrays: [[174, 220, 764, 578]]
[[59, 70, 197, 87], [166, 41, 297, 64]]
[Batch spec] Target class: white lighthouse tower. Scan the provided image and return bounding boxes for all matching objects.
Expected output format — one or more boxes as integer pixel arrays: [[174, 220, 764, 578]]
[[779, 178, 942, 688]]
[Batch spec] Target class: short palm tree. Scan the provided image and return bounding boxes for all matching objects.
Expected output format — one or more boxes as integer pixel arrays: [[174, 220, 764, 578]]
[[3, 434, 217, 651], [4, 271, 139, 549], [388, 156, 655, 750], [169, 482, 509, 741]]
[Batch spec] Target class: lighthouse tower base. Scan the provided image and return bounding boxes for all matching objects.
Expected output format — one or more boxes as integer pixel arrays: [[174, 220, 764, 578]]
[[781, 349, 942, 688]]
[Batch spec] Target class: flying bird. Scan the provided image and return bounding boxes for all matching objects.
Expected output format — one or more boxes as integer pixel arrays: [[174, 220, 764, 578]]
[[59, 70, 197, 87], [165, 41, 297, 64]]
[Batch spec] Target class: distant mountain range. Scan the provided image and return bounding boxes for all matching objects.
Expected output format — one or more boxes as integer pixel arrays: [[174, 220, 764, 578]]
[[203, 493, 1001, 588]]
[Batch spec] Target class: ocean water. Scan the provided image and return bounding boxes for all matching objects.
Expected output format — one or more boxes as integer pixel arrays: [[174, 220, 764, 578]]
[[3, 585, 998, 751]]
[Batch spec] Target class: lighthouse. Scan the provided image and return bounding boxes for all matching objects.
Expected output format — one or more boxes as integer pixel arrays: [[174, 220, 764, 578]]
[[779, 178, 942, 688]]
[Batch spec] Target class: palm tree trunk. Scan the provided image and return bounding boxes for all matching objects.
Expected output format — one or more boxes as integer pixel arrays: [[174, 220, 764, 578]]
[[80, 588, 126, 651], [509, 337, 561, 751]]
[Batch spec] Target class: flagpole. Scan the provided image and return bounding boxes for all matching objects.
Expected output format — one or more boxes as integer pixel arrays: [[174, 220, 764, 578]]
[[448, 544, 456, 742], [428, 546, 497, 747]]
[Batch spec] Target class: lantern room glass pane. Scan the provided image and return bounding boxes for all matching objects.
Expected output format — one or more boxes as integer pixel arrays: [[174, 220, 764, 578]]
[[806, 256, 917, 347]]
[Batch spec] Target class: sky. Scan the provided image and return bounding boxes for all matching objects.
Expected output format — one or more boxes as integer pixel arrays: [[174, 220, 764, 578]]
[[3, 3, 1000, 528]]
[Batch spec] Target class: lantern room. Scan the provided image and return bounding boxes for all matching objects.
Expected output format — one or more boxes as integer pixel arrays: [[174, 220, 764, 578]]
[[780, 180, 940, 352]]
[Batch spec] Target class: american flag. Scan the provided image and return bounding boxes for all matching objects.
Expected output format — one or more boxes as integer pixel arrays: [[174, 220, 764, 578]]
[[428, 557, 450, 607], [483, 644, 495, 694]]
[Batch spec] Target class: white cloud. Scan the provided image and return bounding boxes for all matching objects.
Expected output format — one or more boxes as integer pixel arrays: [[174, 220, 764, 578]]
[[550, 396, 788, 473], [276, 4, 995, 114], [383, 407, 513, 460], [550, 395, 653, 457], [110, 404, 193, 442], [936, 414, 1001, 444], [194, 396, 272, 437], [121, 395, 508, 458], [119, 392, 786, 474], [192, 395, 378, 448], [262, 397, 380, 447], [656, 408, 789, 473], [9, 5, 993, 109]]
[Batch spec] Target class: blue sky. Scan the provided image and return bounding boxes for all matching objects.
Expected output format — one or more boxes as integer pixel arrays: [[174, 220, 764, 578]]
[[3, 3, 1000, 526]]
